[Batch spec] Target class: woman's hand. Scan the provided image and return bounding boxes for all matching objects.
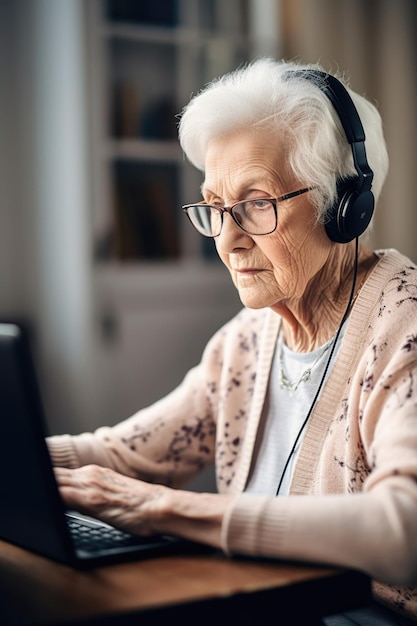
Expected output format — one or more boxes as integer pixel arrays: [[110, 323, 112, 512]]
[[55, 465, 169, 536], [55, 465, 232, 547]]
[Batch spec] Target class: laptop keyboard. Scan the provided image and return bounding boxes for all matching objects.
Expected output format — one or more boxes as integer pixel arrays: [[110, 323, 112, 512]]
[[66, 515, 145, 551]]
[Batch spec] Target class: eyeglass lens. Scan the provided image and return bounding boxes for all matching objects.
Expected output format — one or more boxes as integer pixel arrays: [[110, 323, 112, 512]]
[[187, 199, 276, 237]]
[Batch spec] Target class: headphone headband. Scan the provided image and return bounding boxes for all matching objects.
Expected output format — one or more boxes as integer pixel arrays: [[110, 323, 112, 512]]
[[310, 71, 373, 194], [288, 69, 375, 242]]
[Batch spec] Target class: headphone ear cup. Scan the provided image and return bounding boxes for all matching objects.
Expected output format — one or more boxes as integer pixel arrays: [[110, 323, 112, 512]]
[[325, 178, 374, 243]]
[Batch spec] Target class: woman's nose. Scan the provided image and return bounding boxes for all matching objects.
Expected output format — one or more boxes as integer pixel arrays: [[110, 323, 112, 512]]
[[215, 212, 253, 253]]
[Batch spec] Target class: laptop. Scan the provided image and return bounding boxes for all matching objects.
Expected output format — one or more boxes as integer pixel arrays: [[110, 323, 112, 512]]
[[0, 322, 209, 568]]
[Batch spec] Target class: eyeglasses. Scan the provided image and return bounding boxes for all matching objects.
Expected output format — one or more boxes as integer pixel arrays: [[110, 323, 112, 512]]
[[182, 188, 312, 238]]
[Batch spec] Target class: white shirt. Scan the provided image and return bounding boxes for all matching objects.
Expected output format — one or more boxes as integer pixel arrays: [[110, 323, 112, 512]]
[[246, 323, 346, 496]]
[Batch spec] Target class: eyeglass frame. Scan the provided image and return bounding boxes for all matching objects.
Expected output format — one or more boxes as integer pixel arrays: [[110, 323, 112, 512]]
[[182, 187, 312, 238]]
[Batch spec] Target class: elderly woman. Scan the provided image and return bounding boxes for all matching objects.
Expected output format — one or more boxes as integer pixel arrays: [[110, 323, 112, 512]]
[[49, 59, 417, 624]]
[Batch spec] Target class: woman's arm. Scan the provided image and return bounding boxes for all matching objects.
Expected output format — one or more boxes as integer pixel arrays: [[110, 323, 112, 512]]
[[55, 462, 417, 589], [47, 307, 258, 489], [222, 480, 417, 587], [46, 322, 227, 486], [48, 364, 216, 488]]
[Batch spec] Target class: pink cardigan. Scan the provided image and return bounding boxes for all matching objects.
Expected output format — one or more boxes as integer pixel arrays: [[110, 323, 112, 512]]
[[48, 249, 417, 619]]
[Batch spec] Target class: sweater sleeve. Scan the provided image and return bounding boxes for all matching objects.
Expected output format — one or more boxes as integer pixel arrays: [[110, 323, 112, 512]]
[[46, 320, 228, 488]]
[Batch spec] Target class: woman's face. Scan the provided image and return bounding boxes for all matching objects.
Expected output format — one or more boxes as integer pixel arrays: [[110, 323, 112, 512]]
[[203, 129, 332, 311]]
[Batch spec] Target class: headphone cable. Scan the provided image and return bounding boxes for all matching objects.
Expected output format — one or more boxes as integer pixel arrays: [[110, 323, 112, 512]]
[[276, 237, 359, 495]]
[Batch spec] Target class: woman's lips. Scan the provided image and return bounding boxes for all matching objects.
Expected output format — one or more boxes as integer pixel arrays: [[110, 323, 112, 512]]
[[234, 268, 263, 278]]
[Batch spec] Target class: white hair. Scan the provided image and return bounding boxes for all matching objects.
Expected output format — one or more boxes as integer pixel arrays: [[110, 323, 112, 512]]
[[178, 58, 389, 221]]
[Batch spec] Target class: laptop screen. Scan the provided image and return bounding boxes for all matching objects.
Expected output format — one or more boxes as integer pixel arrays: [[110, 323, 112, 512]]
[[0, 323, 74, 561]]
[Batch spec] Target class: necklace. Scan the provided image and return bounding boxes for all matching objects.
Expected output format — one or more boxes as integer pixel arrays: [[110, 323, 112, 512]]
[[277, 327, 336, 393]]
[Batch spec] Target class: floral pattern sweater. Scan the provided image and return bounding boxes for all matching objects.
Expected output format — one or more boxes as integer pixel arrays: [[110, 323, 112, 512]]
[[48, 249, 417, 620]]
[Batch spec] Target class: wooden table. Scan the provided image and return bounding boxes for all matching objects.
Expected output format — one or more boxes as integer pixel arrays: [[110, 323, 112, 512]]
[[0, 539, 370, 626]]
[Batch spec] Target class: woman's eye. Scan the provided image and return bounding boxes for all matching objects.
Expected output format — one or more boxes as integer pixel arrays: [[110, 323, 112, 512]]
[[252, 200, 271, 209]]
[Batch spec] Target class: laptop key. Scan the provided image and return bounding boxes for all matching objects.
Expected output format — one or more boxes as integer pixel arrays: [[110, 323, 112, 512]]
[[67, 517, 145, 550]]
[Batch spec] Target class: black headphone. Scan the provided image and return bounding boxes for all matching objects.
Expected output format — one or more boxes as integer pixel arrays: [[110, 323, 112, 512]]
[[290, 70, 375, 243]]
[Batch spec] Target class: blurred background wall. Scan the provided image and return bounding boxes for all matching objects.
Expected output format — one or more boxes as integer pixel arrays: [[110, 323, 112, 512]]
[[0, 0, 416, 445]]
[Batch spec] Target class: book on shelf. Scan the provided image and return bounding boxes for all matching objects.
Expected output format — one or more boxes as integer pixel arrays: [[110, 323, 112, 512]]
[[112, 162, 180, 261], [105, 0, 179, 27]]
